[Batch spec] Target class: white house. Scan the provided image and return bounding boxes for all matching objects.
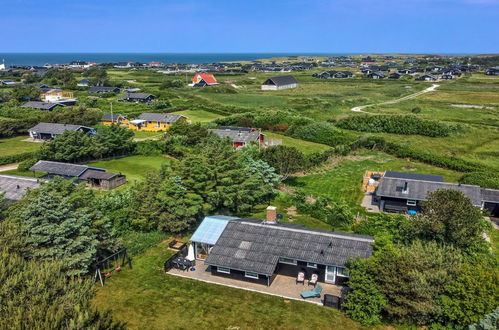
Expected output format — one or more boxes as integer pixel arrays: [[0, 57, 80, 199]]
[[261, 75, 299, 91]]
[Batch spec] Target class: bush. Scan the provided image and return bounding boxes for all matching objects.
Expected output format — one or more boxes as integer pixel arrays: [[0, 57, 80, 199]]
[[0, 152, 37, 166], [290, 122, 351, 147], [159, 79, 184, 89], [411, 107, 422, 114], [336, 115, 459, 137], [18, 157, 39, 171], [459, 172, 499, 189]]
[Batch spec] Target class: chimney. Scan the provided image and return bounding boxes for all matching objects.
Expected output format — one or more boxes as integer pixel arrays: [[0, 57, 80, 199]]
[[403, 181, 409, 194], [266, 206, 277, 223]]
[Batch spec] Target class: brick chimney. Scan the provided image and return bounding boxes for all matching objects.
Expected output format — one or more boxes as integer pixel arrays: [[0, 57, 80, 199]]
[[266, 206, 277, 223]]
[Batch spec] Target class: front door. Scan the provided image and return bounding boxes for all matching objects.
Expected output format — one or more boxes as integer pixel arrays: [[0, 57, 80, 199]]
[[325, 266, 336, 284]]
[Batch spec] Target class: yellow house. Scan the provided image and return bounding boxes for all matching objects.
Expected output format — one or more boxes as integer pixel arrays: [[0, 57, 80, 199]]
[[101, 114, 129, 126], [128, 113, 186, 132]]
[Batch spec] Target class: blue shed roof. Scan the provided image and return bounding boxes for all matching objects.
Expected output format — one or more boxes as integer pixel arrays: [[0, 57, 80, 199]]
[[190, 215, 239, 245]]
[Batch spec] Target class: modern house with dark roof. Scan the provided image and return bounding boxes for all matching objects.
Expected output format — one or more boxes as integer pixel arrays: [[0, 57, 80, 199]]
[[485, 66, 499, 76], [261, 75, 299, 91], [88, 86, 120, 94], [374, 172, 499, 215], [21, 101, 61, 111], [190, 207, 374, 286], [119, 93, 156, 103], [128, 112, 186, 132], [29, 160, 126, 190], [28, 123, 96, 140], [77, 79, 90, 87], [209, 127, 264, 149]]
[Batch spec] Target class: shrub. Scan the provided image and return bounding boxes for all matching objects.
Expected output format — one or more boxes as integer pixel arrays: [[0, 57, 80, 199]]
[[336, 115, 459, 137], [0, 152, 37, 166], [459, 172, 499, 189], [411, 106, 422, 114], [18, 157, 39, 171], [290, 122, 351, 147]]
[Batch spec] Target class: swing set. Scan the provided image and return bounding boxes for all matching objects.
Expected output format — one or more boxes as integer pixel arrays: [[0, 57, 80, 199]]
[[94, 248, 132, 286]]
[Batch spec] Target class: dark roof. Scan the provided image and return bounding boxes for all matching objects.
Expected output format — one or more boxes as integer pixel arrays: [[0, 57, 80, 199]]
[[88, 86, 120, 93], [481, 189, 499, 203], [376, 177, 483, 206], [121, 93, 155, 100], [385, 171, 444, 183], [137, 112, 184, 123], [28, 122, 91, 135], [21, 101, 60, 111], [79, 169, 119, 180], [0, 175, 41, 201], [101, 113, 126, 122], [205, 219, 374, 276], [210, 128, 261, 144], [29, 160, 95, 177], [263, 75, 298, 86]]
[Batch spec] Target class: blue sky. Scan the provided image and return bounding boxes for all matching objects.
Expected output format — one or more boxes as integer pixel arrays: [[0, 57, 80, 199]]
[[2, 0, 498, 53]]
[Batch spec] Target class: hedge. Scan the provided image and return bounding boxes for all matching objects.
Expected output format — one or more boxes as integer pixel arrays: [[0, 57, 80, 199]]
[[336, 115, 461, 137], [459, 172, 499, 189], [0, 151, 37, 166]]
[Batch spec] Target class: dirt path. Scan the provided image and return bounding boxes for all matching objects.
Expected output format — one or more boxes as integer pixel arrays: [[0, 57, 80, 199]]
[[0, 163, 19, 172], [351, 84, 440, 113]]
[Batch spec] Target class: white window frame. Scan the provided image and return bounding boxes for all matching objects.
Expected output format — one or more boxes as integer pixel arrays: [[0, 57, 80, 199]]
[[407, 200, 417, 206], [336, 267, 349, 278], [217, 266, 230, 274], [278, 257, 297, 265], [245, 272, 259, 279], [307, 262, 318, 269]]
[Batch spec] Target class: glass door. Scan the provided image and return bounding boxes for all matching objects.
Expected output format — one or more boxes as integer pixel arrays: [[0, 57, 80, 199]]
[[325, 266, 336, 284]]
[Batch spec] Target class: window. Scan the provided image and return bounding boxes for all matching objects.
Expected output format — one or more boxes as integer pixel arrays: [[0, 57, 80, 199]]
[[278, 257, 297, 265], [307, 263, 318, 269], [407, 200, 417, 206], [217, 266, 230, 274], [245, 272, 259, 279], [336, 267, 348, 277]]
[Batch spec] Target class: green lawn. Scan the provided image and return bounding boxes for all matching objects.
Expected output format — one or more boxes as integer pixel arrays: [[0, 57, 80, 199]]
[[93, 242, 367, 330], [133, 130, 164, 139], [87, 155, 171, 181], [264, 131, 332, 155], [286, 149, 463, 207], [0, 136, 41, 157], [171, 109, 225, 123]]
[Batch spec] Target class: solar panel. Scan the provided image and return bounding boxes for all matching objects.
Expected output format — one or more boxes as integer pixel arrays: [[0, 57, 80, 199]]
[[190, 216, 239, 245]]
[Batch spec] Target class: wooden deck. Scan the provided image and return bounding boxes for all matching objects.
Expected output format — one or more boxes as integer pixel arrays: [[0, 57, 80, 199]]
[[167, 265, 345, 305]]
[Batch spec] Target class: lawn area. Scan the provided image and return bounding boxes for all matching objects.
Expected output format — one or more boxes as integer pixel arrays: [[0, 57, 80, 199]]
[[286, 150, 463, 207], [0, 136, 41, 157], [87, 155, 171, 181], [171, 109, 225, 123], [93, 241, 367, 330], [133, 130, 164, 139], [264, 131, 332, 155]]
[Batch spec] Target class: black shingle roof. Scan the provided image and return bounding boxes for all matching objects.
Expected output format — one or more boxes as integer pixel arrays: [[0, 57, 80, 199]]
[[29, 160, 105, 178], [101, 113, 126, 122], [385, 171, 444, 183], [262, 75, 298, 86], [137, 112, 184, 123], [28, 123, 91, 135], [210, 128, 261, 144], [88, 86, 120, 93], [376, 177, 483, 206], [21, 101, 60, 111], [0, 175, 41, 201], [205, 219, 374, 276]]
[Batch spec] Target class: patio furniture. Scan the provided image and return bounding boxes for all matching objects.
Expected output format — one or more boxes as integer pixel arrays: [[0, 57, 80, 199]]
[[308, 273, 319, 287], [296, 270, 305, 285], [300, 284, 323, 299], [171, 257, 192, 271], [323, 294, 342, 309]]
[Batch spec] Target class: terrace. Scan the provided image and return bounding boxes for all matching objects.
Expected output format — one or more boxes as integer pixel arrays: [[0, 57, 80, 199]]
[[166, 265, 346, 305]]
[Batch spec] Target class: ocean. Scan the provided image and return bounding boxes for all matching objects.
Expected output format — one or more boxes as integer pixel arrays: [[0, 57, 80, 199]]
[[0, 53, 344, 66]]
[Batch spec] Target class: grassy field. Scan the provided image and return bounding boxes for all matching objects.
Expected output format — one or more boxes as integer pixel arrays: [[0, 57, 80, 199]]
[[133, 130, 165, 139], [264, 131, 331, 155], [0, 136, 41, 157], [171, 109, 225, 123], [286, 149, 463, 207], [93, 241, 368, 330], [87, 155, 171, 181]]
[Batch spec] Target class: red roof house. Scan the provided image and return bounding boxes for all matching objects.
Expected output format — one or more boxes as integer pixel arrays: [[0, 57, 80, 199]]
[[192, 73, 218, 86]]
